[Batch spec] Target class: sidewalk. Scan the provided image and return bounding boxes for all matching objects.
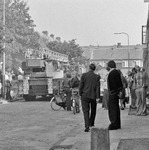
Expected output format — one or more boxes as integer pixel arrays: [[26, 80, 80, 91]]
[[50, 103, 149, 150], [0, 96, 24, 104], [0, 98, 9, 104]]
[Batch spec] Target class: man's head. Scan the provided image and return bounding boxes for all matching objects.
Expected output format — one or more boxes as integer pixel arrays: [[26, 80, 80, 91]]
[[140, 68, 145, 72], [89, 63, 96, 71], [66, 73, 71, 78], [72, 71, 78, 78], [135, 65, 140, 72], [106, 60, 116, 71], [132, 67, 137, 74]]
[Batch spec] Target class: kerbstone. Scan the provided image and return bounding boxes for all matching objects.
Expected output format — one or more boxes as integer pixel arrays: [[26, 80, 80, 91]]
[[91, 128, 110, 150]]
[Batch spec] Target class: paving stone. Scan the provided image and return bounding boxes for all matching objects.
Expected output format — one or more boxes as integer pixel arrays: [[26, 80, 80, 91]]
[[60, 138, 76, 145], [117, 138, 149, 150]]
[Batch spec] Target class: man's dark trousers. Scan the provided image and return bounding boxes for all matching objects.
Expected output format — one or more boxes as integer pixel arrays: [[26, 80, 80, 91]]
[[81, 97, 97, 128], [108, 93, 121, 129], [64, 87, 71, 111]]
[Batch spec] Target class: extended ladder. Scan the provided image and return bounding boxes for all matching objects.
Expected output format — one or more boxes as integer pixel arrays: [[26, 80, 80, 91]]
[[25, 48, 68, 63]]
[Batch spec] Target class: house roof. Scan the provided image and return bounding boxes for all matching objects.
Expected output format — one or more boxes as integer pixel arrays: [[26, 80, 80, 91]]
[[81, 46, 92, 59], [81, 45, 143, 60]]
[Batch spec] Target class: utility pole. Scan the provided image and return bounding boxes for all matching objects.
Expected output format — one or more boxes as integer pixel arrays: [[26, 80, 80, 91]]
[[2, 0, 5, 98], [114, 32, 130, 71]]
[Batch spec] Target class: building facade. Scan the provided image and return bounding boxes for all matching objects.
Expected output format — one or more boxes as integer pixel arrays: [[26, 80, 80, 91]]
[[82, 44, 143, 77]]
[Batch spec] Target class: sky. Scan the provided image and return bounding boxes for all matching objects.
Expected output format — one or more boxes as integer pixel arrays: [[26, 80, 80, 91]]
[[27, 0, 149, 46]]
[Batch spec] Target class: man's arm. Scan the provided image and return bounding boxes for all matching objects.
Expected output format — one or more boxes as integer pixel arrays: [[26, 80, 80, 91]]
[[133, 74, 136, 89], [143, 72, 148, 88], [96, 75, 101, 99], [79, 74, 84, 97]]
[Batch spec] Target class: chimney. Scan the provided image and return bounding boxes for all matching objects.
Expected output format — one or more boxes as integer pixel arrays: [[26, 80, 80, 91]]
[[50, 34, 54, 39], [117, 43, 121, 48], [56, 37, 61, 42]]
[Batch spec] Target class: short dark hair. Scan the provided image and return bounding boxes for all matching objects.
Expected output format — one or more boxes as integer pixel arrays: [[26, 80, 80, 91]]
[[66, 73, 71, 78], [132, 67, 137, 73], [89, 63, 96, 71], [107, 60, 116, 69]]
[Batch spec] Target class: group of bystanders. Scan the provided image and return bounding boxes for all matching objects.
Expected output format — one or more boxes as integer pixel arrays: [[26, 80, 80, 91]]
[[79, 60, 149, 132], [0, 70, 23, 102], [128, 66, 148, 116]]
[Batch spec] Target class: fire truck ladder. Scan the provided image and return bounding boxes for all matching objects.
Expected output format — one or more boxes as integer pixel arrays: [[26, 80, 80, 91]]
[[25, 48, 68, 63]]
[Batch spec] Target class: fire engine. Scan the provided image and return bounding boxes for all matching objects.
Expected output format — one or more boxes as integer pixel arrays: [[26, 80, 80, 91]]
[[22, 48, 69, 101]]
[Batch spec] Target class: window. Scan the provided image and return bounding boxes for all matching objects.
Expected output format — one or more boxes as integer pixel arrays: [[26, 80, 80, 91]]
[[140, 61, 143, 67], [129, 60, 135, 67], [134, 60, 143, 67], [91, 61, 105, 67], [122, 61, 128, 67]]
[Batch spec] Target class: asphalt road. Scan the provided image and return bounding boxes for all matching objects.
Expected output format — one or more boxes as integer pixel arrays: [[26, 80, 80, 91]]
[[0, 99, 83, 150]]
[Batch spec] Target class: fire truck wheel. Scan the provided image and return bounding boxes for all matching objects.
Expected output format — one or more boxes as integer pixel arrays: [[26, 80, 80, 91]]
[[23, 95, 29, 101], [42, 95, 47, 98], [29, 96, 36, 101]]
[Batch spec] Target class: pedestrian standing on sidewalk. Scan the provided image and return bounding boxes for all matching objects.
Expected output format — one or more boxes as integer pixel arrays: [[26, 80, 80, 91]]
[[79, 63, 100, 132], [0, 79, 2, 98], [133, 66, 148, 116], [10, 75, 19, 101], [18, 72, 23, 98], [118, 70, 128, 110], [70, 71, 80, 113], [62, 73, 71, 111], [5, 79, 12, 101], [126, 71, 132, 104], [106, 60, 123, 130], [102, 74, 109, 110], [130, 67, 137, 108]]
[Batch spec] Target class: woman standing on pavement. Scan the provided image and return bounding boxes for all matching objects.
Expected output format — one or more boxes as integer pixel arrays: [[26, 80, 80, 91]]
[[130, 67, 137, 108], [118, 70, 128, 110], [10, 75, 19, 101], [133, 66, 148, 116]]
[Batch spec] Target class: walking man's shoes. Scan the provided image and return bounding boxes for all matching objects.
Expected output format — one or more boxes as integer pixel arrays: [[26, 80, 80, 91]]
[[84, 127, 90, 132], [89, 124, 95, 127], [141, 113, 147, 116], [108, 127, 118, 130]]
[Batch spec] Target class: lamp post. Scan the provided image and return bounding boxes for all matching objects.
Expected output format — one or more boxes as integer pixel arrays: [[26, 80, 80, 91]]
[[2, 0, 5, 98], [114, 32, 130, 71]]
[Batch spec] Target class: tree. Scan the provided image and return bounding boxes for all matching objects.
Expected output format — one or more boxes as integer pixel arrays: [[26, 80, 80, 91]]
[[47, 38, 83, 61], [0, 0, 41, 70]]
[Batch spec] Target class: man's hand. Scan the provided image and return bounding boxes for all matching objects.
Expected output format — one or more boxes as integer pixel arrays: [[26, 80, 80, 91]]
[[96, 98, 100, 103]]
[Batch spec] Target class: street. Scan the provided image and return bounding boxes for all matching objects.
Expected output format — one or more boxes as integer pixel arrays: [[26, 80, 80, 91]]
[[0, 99, 85, 150], [1, 100, 149, 150]]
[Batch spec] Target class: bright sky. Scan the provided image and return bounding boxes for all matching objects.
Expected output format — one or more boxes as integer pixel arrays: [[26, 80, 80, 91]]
[[27, 0, 149, 46]]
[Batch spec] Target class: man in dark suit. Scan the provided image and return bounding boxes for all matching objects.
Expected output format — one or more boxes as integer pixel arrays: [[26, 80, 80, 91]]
[[106, 60, 123, 130], [79, 63, 100, 132]]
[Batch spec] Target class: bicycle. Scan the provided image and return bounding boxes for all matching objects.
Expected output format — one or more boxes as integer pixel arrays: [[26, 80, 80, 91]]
[[50, 88, 81, 113], [50, 89, 67, 111]]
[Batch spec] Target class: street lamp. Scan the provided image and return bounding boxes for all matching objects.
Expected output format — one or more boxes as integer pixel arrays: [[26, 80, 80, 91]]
[[2, 0, 5, 98], [114, 32, 130, 71]]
